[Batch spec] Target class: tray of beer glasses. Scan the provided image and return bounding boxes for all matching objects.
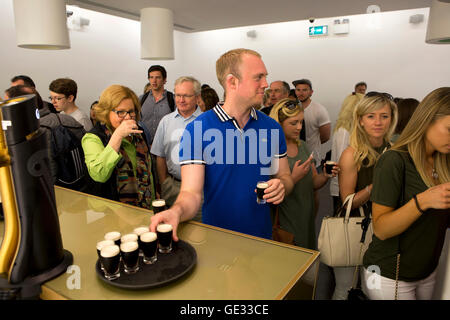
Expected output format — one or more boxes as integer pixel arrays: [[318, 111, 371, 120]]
[[96, 225, 197, 290]]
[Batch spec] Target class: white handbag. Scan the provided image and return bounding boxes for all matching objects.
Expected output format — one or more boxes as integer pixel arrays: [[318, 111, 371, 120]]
[[318, 193, 373, 267]]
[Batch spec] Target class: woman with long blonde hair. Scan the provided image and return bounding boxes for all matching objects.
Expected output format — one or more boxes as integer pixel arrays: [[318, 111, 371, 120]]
[[332, 93, 398, 300], [362, 87, 450, 300], [330, 93, 364, 211]]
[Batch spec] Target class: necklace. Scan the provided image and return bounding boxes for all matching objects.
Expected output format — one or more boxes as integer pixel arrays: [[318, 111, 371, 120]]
[[432, 167, 439, 180], [427, 157, 438, 180]]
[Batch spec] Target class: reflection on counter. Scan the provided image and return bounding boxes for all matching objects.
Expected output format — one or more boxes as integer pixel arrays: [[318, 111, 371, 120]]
[[31, 187, 319, 300]]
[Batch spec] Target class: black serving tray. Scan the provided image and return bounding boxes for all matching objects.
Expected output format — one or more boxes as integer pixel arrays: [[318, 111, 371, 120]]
[[95, 240, 197, 290]]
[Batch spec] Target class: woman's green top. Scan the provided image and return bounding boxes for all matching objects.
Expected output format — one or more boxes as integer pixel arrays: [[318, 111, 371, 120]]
[[82, 133, 137, 182], [363, 150, 449, 281], [279, 141, 316, 249]]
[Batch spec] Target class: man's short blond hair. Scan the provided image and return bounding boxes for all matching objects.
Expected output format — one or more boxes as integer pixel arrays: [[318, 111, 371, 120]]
[[216, 48, 261, 89]]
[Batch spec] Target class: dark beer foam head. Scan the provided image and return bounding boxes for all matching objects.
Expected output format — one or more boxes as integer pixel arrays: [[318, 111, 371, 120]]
[[141, 232, 157, 242], [257, 182, 268, 189], [326, 161, 336, 165], [96, 239, 114, 251], [157, 223, 173, 233], [101, 245, 120, 258], [120, 241, 138, 253], [121, 233, 138, 243], [105, 231, 121, 241], [152, 199, 166, 207]]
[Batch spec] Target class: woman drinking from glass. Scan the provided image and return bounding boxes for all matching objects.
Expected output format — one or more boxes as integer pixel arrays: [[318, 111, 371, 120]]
[[82, 85, 155, 209]]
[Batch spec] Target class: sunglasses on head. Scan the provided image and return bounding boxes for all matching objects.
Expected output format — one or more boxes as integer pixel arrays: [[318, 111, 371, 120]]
[[283, 100, 301, 110], [365, 91, 394, 101]]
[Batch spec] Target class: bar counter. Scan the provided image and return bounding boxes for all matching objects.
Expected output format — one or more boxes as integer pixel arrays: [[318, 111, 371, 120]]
[[1, 187, 319, 300]]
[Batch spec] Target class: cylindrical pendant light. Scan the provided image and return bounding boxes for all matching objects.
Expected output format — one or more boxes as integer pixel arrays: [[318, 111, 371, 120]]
[[426, 0, 450, 44], [13, 0, 70, 50], [141, 7, 174, 60]]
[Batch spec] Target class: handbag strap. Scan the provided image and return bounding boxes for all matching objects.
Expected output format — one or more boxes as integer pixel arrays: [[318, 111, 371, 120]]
[[394, 151, 408, 300], [394, 253, 400, 300], [351, 244, 365, 289], [339, 193, 365, 222], [273, 205, 280, 228]]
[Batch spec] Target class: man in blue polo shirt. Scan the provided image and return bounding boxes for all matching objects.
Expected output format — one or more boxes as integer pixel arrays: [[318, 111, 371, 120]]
[[150, 48, 293, 240]]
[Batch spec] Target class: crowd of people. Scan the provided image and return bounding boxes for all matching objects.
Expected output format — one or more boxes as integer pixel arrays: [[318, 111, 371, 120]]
[[2, 48, 449, 300]]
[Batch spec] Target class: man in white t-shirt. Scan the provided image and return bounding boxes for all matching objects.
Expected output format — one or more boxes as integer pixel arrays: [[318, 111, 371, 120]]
[[49, 78, 93, 131], [292, 79, 330, 167]]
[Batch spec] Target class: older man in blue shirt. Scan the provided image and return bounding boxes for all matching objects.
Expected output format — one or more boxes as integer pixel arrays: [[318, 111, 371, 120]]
[[150, 76, 203, 220]]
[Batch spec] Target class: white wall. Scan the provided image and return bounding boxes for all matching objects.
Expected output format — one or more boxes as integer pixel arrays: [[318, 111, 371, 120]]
[[0, 2, 185, 110], [183, 8, 450, 126], [1, 1, 449, 132]]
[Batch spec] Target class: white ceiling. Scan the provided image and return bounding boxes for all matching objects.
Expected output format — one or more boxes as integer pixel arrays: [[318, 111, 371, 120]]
[[67, 0, 432, 32]]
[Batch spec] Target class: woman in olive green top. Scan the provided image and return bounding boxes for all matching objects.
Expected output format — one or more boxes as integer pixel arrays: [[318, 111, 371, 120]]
[[333, 93, 398, 300], [362, 87, 450, 300], [82, 85, 155, 209], [269, 99, 338, 249]]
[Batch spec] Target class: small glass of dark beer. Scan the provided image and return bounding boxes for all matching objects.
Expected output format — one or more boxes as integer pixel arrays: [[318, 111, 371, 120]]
[[256, 181, 269, 204], [324, 161, 337, 177], [152, 199, 167, 214], [120, 241, 140, 274], [134, 226, 150, 257], [96, 240, 115, 271], [100, 245, 121, 280], [157, 223, 173, 253], [104, 231, 121, 246], [141, 232, 158, 264]]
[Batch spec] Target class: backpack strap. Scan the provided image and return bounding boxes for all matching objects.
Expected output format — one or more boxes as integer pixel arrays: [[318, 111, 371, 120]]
[[140, 90, 174, 113], [167, 91, 175, 112], [140, 91, 150, 106], [55, 113, 63, 126]]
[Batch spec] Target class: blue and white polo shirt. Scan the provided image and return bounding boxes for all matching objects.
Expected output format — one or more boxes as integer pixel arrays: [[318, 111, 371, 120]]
[[179, 104, 287, 239]]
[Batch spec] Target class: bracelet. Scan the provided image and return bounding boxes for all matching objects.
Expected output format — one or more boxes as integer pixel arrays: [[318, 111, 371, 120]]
[[365, 185, 371, 196], [413, 194, 426, 215]]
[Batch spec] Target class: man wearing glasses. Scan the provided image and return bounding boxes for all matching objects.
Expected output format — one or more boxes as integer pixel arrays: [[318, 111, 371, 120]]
[[49, 78, 93, 131], [150, 77, 203, 218]]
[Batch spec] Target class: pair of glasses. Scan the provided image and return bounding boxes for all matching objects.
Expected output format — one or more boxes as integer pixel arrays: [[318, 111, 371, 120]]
[[365, 91, 394, 101], [174, 94, 195, 99], [112, 109, 136, 118], [49, 96, 65, 102]]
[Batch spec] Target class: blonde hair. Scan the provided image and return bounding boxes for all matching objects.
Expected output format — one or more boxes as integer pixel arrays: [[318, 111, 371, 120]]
[[392, 87, 450, 187], [216, 48, 261, 90], [269, 98, 304, 145], [334, 93, 364, 133], [350, 95, 398, 169], [94, 85, 141, 130]]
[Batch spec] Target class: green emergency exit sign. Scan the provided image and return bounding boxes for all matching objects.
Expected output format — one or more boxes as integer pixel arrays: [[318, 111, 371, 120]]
[[309, 25, 328, 36]]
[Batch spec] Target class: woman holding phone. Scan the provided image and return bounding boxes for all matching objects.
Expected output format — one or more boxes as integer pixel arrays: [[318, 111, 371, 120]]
[[270, 98, 338, 249]]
